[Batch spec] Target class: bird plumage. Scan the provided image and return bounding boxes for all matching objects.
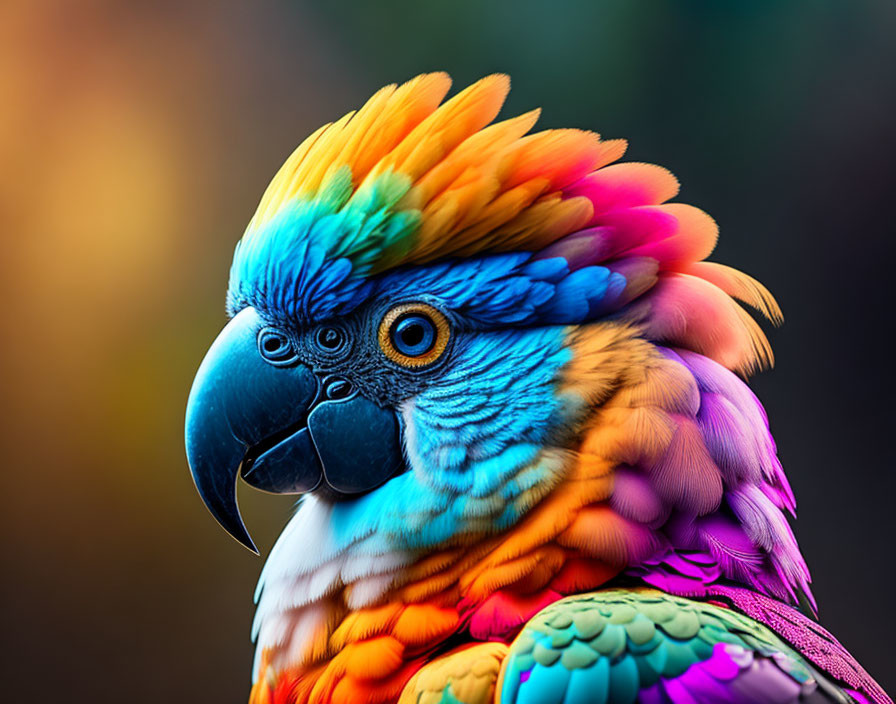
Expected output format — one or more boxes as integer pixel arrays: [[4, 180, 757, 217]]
[[498, 589, 855, 704], [186, 73, 888, 703]]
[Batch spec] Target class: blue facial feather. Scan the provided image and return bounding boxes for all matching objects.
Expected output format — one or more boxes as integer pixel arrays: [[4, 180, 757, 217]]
[[323, 325, 580, 552]]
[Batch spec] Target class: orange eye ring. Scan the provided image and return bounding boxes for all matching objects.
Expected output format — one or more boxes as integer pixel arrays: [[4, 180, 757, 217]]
[[378, 303, 450, 368]]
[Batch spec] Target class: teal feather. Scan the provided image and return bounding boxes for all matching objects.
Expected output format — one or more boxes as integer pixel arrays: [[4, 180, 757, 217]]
[[498, 589, 846, 704]]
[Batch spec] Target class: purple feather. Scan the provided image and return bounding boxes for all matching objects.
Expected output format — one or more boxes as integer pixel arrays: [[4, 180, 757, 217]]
[[640, 643, 821, 703]]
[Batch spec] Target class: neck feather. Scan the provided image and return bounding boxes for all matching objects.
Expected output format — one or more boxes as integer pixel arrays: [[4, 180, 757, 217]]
[[251, 327, 809, 694]]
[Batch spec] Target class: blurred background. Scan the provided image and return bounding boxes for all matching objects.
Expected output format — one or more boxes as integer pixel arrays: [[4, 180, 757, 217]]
[[1, 0, 893, 700]]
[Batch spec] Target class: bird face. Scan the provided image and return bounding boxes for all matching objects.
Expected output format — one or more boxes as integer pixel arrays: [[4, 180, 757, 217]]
[[185, 257, 583, 553], [185, 300, 409, 552]]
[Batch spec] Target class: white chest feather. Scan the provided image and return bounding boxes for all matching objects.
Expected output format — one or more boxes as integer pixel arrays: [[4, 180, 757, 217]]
[[251, 496, 413, 680]]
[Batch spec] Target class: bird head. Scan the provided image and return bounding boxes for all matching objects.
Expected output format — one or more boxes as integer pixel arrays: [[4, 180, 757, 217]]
[[185, 73, 787, 582]]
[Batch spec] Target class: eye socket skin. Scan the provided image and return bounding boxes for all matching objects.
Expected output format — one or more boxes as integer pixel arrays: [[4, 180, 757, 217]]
[[257, 327, 298, 366], [314, 325, 348, 354], [378, 303, 450, 368]]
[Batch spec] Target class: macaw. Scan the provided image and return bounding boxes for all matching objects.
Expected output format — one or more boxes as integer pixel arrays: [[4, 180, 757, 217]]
[[185, 74, 890, 704]]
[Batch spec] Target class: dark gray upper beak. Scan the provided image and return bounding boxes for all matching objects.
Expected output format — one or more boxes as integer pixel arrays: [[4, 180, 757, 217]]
[[185, 307, 404, 552], [184, 308, 318, 552]]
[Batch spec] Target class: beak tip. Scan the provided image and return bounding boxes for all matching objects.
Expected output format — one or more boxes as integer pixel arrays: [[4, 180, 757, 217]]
[[196, 488, 259, 555], [239, 538, 260, 556], [226, 522, 259, 555], [232, 518, 260, 554], [213, 512, 259, 554]]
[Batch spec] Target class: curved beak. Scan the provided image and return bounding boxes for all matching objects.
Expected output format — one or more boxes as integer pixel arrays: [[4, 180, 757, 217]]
[[185, 307, 404, 552], [184, 308, 318, 552]]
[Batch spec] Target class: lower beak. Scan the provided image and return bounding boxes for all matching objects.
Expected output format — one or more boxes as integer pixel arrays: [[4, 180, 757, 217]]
[[184, 307, 403, 552]]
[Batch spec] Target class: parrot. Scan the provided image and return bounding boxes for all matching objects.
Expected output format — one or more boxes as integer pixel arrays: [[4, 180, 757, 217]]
[[184, 74, 890, 704]]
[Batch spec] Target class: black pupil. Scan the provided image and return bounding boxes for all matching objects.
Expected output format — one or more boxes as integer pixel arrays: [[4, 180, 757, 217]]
[[264, 337, 283, 353], [400, 323, 425, 347]]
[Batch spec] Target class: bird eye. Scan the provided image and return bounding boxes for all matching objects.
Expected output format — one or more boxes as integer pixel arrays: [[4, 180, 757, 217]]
[[314, 325, 348, 354], [379, 303, 450, 368], [257, 328, 297, 366], [392, 315, 435, 356]]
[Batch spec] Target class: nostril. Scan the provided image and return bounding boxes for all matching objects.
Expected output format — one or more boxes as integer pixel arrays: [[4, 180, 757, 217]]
[[324, 378, 353, 400]]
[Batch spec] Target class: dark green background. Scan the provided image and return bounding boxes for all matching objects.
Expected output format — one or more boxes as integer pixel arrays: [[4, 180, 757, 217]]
[[1, 1, 893, 700]]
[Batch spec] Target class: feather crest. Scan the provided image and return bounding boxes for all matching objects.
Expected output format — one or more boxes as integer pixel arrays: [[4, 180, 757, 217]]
[[229, 73, 779, 376]]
